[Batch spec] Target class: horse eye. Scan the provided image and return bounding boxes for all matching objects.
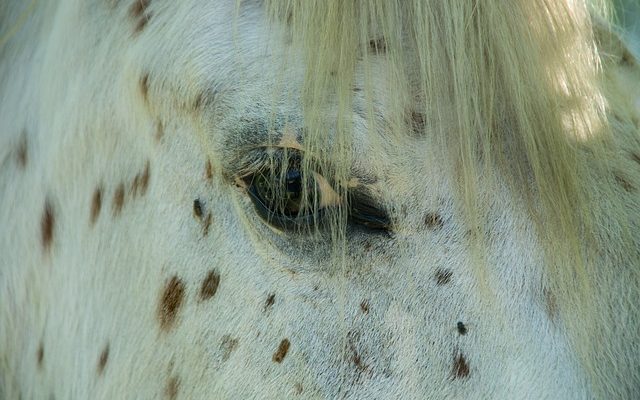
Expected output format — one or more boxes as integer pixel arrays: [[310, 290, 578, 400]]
[[246, 157, 330, 230]]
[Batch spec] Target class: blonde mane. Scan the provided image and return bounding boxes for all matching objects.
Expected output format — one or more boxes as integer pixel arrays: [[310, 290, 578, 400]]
[[266, 0, 639, 396]]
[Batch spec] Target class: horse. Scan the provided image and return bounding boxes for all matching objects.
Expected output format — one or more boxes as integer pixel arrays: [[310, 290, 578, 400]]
[[1, 0, 639, 398]]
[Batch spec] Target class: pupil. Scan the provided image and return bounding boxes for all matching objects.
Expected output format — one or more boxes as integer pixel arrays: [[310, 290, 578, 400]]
[[285, 169, 302, 199], [255, 166, 307, 215]]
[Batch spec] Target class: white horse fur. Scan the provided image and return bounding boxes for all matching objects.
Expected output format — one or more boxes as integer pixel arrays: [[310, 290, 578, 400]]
[[1, 0, 639, 398]]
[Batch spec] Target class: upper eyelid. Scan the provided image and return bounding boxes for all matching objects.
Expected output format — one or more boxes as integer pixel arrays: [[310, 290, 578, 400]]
[[232, 147, 318, 179]]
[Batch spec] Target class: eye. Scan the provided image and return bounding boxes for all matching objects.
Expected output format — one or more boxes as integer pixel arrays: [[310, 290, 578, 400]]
[[241, 149, 391, 233], [245, 154, 334, 231]]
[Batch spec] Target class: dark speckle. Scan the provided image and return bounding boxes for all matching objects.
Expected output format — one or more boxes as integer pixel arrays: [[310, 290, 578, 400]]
[[97, 343, 109, 375], [130, 0, 152, 33], [368, 38, 386, 54], [360, 300, 369, 314], [620, 49, 635, 67], [131, 175, 141, 196], [37, 342, 44, 368], [264, 293, 275, 312], [456, 322, 467, 335], [140, 73, 149, 101], [434, 269, 453, 285], [451, 353, 470, 379], [272, 338, 290, 363], [193, 199, 203, 219], [130, 0, 150, 17], [424, 212, 444, 229], [347, 331, 369, 375], [165, 375, 179, 400], [202, 213, 212, 236], [17, 135, 28, 168], [411, 111, 425, 135], [205, 160, 214, 182], [158, 276, 185, 331], [631, 152, 640, 166], [220, 335, 239, 362], [90, 187, 102, 225], [139, 161, 150, 195], [199, 270, 220, 301], [614, 172, 634, 192], [193, 92, 205, 110], [131, 163, 150, 197], [544, 288, 558, 321], [155, 120, 164, 141], [112, 184, 125, 216], [41, 200, 55, 251]]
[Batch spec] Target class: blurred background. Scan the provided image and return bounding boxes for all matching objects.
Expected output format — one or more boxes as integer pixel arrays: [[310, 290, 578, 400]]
[[613, 0, 640, 55]]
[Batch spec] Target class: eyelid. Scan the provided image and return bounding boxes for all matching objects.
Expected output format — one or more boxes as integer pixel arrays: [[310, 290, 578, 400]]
[[313, 171, 342, 208], [348, 190, 391, 231]]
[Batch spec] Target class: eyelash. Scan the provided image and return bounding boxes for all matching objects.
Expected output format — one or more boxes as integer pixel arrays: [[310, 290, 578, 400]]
[[240, 149, 391, 233]]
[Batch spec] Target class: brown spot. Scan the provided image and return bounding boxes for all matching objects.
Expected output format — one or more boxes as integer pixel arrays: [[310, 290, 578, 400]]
[[614, 172, 634, 192], [199, 270, 220, 301], [130, 0, 149, 17], [140, 73, 149, 101], [36, 342, 44, 368], [139, 161, 150, 195], [202, 213, 212, 236], [263, 293, 275, 312], [347, 332, 369, 375], [621, 49, 635, 67], [424, 212, 444, 229], [352, 352, 366, 372], [131, 175, 141, 196], [17, 135, 27, 168], [205, 160, 213, 182], [544, 288, 558, 321], [165, 375, 179, 400], [155, 120, 164, 141], [631, 152, 640, 166], [158, 276, 185, 331], [294, 383, 303, 395], [97, 344, 109, 375], [193, 199, 203, 219], [220, 335, 239, 362], [90, 187, 102, 225], [363, 240, 372, 252], [359, 300, 369, 314], [368, 38, 386, 54], [456, 321, 467, 335], [410, 111, 426, 135], [112, 183, 125, 216], [130, 0, 152, 33], [193, 92, 205, 110], [272, 338, 290, 363], [451, 353, 470, 379], [434, 269, 453, 285], [41, 200, 55, 251]]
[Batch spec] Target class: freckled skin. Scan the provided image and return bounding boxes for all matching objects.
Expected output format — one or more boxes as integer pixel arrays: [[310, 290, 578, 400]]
[[158, 276, 185, 331], [41, 201, 54, 251], [1, 1, 639, 399]]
